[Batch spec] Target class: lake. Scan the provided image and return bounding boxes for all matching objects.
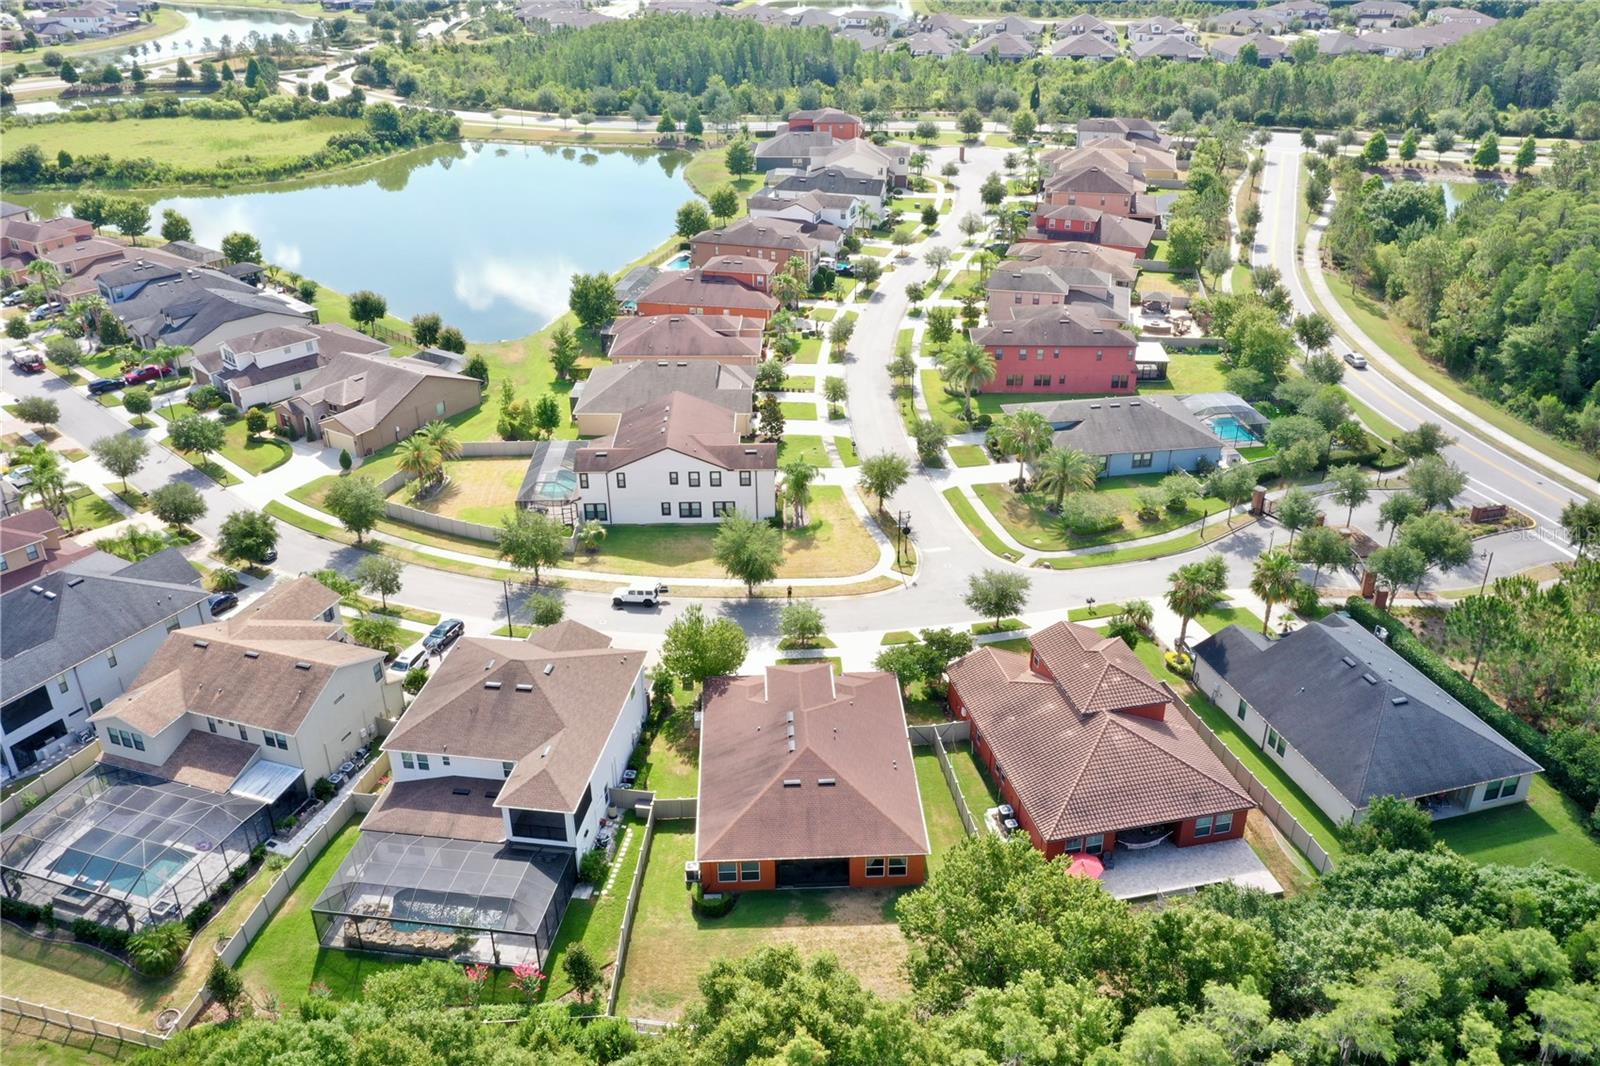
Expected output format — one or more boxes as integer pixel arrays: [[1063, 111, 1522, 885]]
[[18, 142, 693, 342], [118, 5, 319, 61]]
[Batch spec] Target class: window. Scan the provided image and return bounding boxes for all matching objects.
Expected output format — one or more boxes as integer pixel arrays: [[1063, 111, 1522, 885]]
[[237, 724, 249, 742], [579, 473, 589, 489], [1112, 375, 1129, 390], [1096, 350, 1103, 361], [435, 400, 446, 416], [661, 502, 672, 516], [712, 501, 736, 516], [107, 729, 123, 747], [865, 857, 886, 877], [583, 503, 609, 521], [89, 697, 103, 712], [688, 471, 701, 487], [267, 731, 289, 750], [1131, 452, 1154, 469], [502, 761, 514, 778], [888, 856, 908, 877], [1193, 815, 1213, 838], [573, 783, 594, 829], [678, 502, 703, 518], [373, 663, 383, 682], [1017, 349, 1028, 360], [1063, 835, 1105, 855], [669, 471, 679, 485], [1006, 374, 1024, 387], [207, 717, 218, 733], [1033, 374, 1052, 388], [509, 809, 567, 841], [130, 733, 144, 751], [615, 473, 626, 488], [24, 544, 39, 561], [710, 471, 722, 487], [1484, 776, 1521, 801], [323, 607, 336, 622], [739, 471, 752, 487], [402, 753, 415, 769], [1236, 699, 1247, 721], [717, 862, 737, 883], [107, 651, 118, 668], [1265, 727, 1287, 757], [441, 755, 450, 766], [416, 754, 430, 771], [57, 678, 68, 694], [740, 861, 761, 882], [1214, 812, 1234, 834]]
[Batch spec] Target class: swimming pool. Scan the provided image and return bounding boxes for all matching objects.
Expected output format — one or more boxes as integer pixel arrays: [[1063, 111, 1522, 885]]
[[663, 252, 692, 271], [1209, 415, 1259, 445]]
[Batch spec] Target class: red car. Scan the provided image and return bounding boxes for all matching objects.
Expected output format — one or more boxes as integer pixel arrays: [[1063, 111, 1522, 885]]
[[122, 364, 172, 386]]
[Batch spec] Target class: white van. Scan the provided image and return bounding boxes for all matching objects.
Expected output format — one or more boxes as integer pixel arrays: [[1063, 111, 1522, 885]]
[[611, 581, 668, 608], [389, 640, 431, 675]]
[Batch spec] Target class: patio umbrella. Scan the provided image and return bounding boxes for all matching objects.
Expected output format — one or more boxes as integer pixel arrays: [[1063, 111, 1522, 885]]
[[1065, 852, 1104, 880]]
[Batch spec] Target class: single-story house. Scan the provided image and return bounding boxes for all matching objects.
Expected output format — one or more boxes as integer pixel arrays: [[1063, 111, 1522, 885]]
[[1193, 615, 1542, 825], [695, 664, 930, 892], [1051, 34, 1120, 61], [276, 350, 482, 458], [948, 621, 1254, 859], [967, 31, 1035, 61], [1000, 395, 1223, 476], [1208, 32, 1293, 64]]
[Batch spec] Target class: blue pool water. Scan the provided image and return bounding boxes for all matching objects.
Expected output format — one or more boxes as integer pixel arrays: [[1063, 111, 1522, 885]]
[[1210, 416, 1258, 445], [663, 252, 692, 271]]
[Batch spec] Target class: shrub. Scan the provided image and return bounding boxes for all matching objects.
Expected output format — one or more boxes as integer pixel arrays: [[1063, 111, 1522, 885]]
[[127, 921, 192, 976], [579, 848, 609, 886], [183, 900, 214, 933], [1059, 492, 1122, 536], [312, 777, 337, 802], [1, 897, 45, 925], [1164, 651, 1194, 678], [188, 384, 224, 411], [207, 567, 241, 592], [403, 666, 430, 694], [691, 881, 736, 918], [218, 402, 240, 420], [72, 918, 131, 953]]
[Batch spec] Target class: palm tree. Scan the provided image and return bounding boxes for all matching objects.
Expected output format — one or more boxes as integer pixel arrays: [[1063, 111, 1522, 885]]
[[419, 421, 461, 467], [396, 435, 441, 491], [17, 444, 70, 520], [578, 519, 607, 554], [1249, 550, 1300, 637], [781, 456, 818, 527], [1033, 447, 1097, 512], [25, 260, 63, 305], [996, 410, 1053, 489], [1166, 556, 1227, 649], [938, 341, 996, 421]]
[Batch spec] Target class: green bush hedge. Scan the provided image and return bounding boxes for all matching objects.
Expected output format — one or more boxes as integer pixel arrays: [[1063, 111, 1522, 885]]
[[1343, 597, 1600, 819], [1, 897, 53, 927], [71, 917, 130, 953]]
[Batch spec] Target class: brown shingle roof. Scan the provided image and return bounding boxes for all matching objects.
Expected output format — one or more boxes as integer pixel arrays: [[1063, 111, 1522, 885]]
[[363, 776, 507, 842], [636, 270, 779, 315], [383, 634, 644, 812], [971, 308, 1134, 350], [1006, 241, 1140, 283], [607, 314, 764, 364], [226, 576, 341, 627], [526, 619, 615, 652], [102, 729, 258, 793], [947, 622, 1252, 840], [574, 392, 776, 474], [696, 665, 930, 863]]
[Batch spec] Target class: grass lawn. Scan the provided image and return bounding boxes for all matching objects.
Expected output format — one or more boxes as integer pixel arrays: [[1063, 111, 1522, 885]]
[[947, 444, 989, 467], [630, 687, 699, 798], [390, 457, 527, 527], [616, 821, 910, 1021], [835, 437, 859, 467], [309, 286, 420, 357], [1435, 777, 1600, 879], [921, 370, 1107, 435], [540, 815, 645, 1003], [219, 419, 291, 476], [913, 749, 970, 870], [63, 486, 122, 534], [0, 853, 277, 1028], [972, 618, 1025, 635], [780, 401, 817, 421], [2, 1018, 131, 1065], [793, 336, 823, 363], [881, 630, 916, 645], [973, 476, 1228, 553], [945, 741, 1003, 813], [1034, 517, 1247, 570], [1194, 602, 1269, 638], [566, 485, 874, 579], [683, 151, 762, 220], [158, 402, 197, 422], [160, 441, 241, 487], [1320, 270, 1599, 483], [0, 114, 363, 169], [1138, 354, 1229, 395], [1, 7, 183, 68], [1344, 390, 1404, 443], [776, 434, 832, 469], [942, 488, 1021, 562]]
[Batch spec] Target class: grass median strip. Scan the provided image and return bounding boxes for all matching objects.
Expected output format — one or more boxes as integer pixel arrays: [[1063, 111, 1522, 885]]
[[942, 488, 1021, 562]]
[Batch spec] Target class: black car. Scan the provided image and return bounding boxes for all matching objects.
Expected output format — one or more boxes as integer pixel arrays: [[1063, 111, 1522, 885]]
[[423, 618, 465, 652], [259, 547, 278, 564], [87, 378, 122, 395], [208, 592, 239, 615]]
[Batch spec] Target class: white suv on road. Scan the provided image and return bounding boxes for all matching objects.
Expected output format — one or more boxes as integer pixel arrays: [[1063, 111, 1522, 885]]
[[612, 582, 668, 608]]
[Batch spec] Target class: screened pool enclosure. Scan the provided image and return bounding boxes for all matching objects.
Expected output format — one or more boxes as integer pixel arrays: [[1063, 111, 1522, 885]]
[[311, 833, 576, 967], [0, 764, 271, 929]]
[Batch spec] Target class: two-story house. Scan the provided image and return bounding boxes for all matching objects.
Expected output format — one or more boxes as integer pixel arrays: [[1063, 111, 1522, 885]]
[[573, 392, 777, 524], [690, 218, 820, 277], [970, 309, 1138, 394], [0, 508, 93, 592], [633, 269, 780, 323], [189, 323, 391, 410], [783, 107, 863, 140]]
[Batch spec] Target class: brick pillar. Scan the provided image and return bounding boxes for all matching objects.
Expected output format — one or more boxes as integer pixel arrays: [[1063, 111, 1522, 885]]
[[1360, 569, 1377, 598], [1250, 485, 1268, 516], [1374, 587, 1390, 610]]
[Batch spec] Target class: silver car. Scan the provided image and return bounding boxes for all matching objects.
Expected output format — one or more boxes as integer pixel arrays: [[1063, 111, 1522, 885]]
[[1342, 351, 1368, 370]]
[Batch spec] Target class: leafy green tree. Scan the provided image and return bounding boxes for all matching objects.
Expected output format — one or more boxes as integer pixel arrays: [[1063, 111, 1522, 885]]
[[410, 312, 442, 348], [994, 409, 1053, 488], [90, 433, 147, 493], [857, 451, 910, 514], [937, 341, 997, 421], [323, 476, 384, 543], [1407, 455, 1467, 511], [354, 554, 403, 610], [206, 958, 245, 1019], [217, 509, 279, 564], [1398, 128, 1419, 162], [1339, 794, 1436, 854], [712, 511, 783, 594], [568, 271, 618, 331], [533, 393, 562, 438], [1396, 511, 1474, 581], [436, 326, 466, 354], [1472, 131, 1500, 168], [122, 386, 153, 425], [348, 613, 402, 658], [496, 509, 566, 584], [779, 600, 825, 647], [244, 407, 269, 437], [1293, 523, 1353, 589], [781, 456, 817, 526], [348, 290, 387, 333], [159, 209, 192, 243], [12, 396, 58, 428], [1326, 464, 1371, 526], [562, 943, 601, 1005], [297, 278, 319, 303], [1560, 498, 1600, 558], [724, 137, 754, 176], [1362, 130, 1389, 166], [1515, 134, 1538, 173], [964, 569, 1030, 629], [910, 417, 945, 466], [1206, 464, 1258, 523], [659, 603, 748, 687], [149, 482, 206, 528], [108, 197, 149, 240], [957, 107, 983, 138], [220, 231, 262, 265], [1166, 555, 1228, 648], [675, 199, 711, 239], [1368, 542, 1427, 597], [1445, 590, 1518, 682], [1396, 421, 1454, 458], [168, 414, 225, 468], [1164, 215, 1211, 275], [1275, 487, 1318, 545]]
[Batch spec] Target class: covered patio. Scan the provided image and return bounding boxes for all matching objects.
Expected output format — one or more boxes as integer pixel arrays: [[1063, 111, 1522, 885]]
[[1097, 838, 1282, 901]]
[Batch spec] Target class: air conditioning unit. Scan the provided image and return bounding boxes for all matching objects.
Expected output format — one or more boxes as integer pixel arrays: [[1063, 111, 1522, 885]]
[[1374, 625, 1390, 644], [684, 861, 701, 887]]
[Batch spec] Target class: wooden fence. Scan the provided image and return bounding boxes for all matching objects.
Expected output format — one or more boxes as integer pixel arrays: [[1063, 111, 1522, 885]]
[[375, 441, 553, 545], [930, 731, 977, 838], [605, 803, 657, 1016], [1, 744, 100, 825], [1162, 682, 1335, 874]]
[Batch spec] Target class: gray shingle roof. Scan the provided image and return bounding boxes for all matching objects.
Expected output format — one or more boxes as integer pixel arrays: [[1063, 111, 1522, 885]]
[[1, 549, 206, 704], [1001, 396, 1220, 457], [1192, 614, 1541, 808]]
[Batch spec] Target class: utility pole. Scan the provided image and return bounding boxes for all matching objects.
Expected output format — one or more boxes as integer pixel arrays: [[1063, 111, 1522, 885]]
[[502, 579, 515, 639]]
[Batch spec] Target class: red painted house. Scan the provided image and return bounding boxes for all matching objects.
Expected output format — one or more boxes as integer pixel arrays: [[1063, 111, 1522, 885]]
[[946, 622, 1254, 859], [969, 309, 1137, 393], [694, 664, 930, 893], [700, 254, 779, 292], [784, 107, 863, 140], [633, 269, 779, 323], [1042, 164, 1159, 223], [1028, 205, 1155, 256]]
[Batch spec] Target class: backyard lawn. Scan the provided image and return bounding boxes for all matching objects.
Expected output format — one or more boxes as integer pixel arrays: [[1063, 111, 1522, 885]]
[[1435, 777, 1600, 879], [616, 822, 911, 1021], [390, 457, 528, 527], [945, 741, 1003, 814], [567, 485, 875, 579], [913, 750, 971, 870], [1141, 354, 1229, 395], [1, 1021, 126, 1066], [219, 419, 292, 476], [973, 475, 1228, 552], [0, 114, 363, 168], [629, 687, 699, 798], [539, 816, 645, 1003]]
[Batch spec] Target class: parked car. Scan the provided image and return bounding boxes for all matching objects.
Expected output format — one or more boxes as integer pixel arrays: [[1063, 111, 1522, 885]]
[[2, 291, 25, 307], [1342, 351, 1368, 370], [389, 641, 431, 675], [122, 364, 172, 386], [835, 260, 855, 276], [6, 465, 33, 490], [423, 618, 465, 652], [208, 592, 239, 615], [87, 378, 122, 395], [26, 302, 62, 322], [260, 546, 278, 564], [10, 351, 44, 373], [611, 581, 668, 609]]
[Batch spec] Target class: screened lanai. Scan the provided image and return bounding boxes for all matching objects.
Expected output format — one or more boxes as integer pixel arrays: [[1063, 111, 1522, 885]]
[[0, 764, 271, 929], [311, 833, 575, 967]]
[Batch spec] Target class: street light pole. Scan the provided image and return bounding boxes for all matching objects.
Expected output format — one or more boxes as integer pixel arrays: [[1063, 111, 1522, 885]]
[[1478, 551, 1494, 595], [502, 579, 515, 639]]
